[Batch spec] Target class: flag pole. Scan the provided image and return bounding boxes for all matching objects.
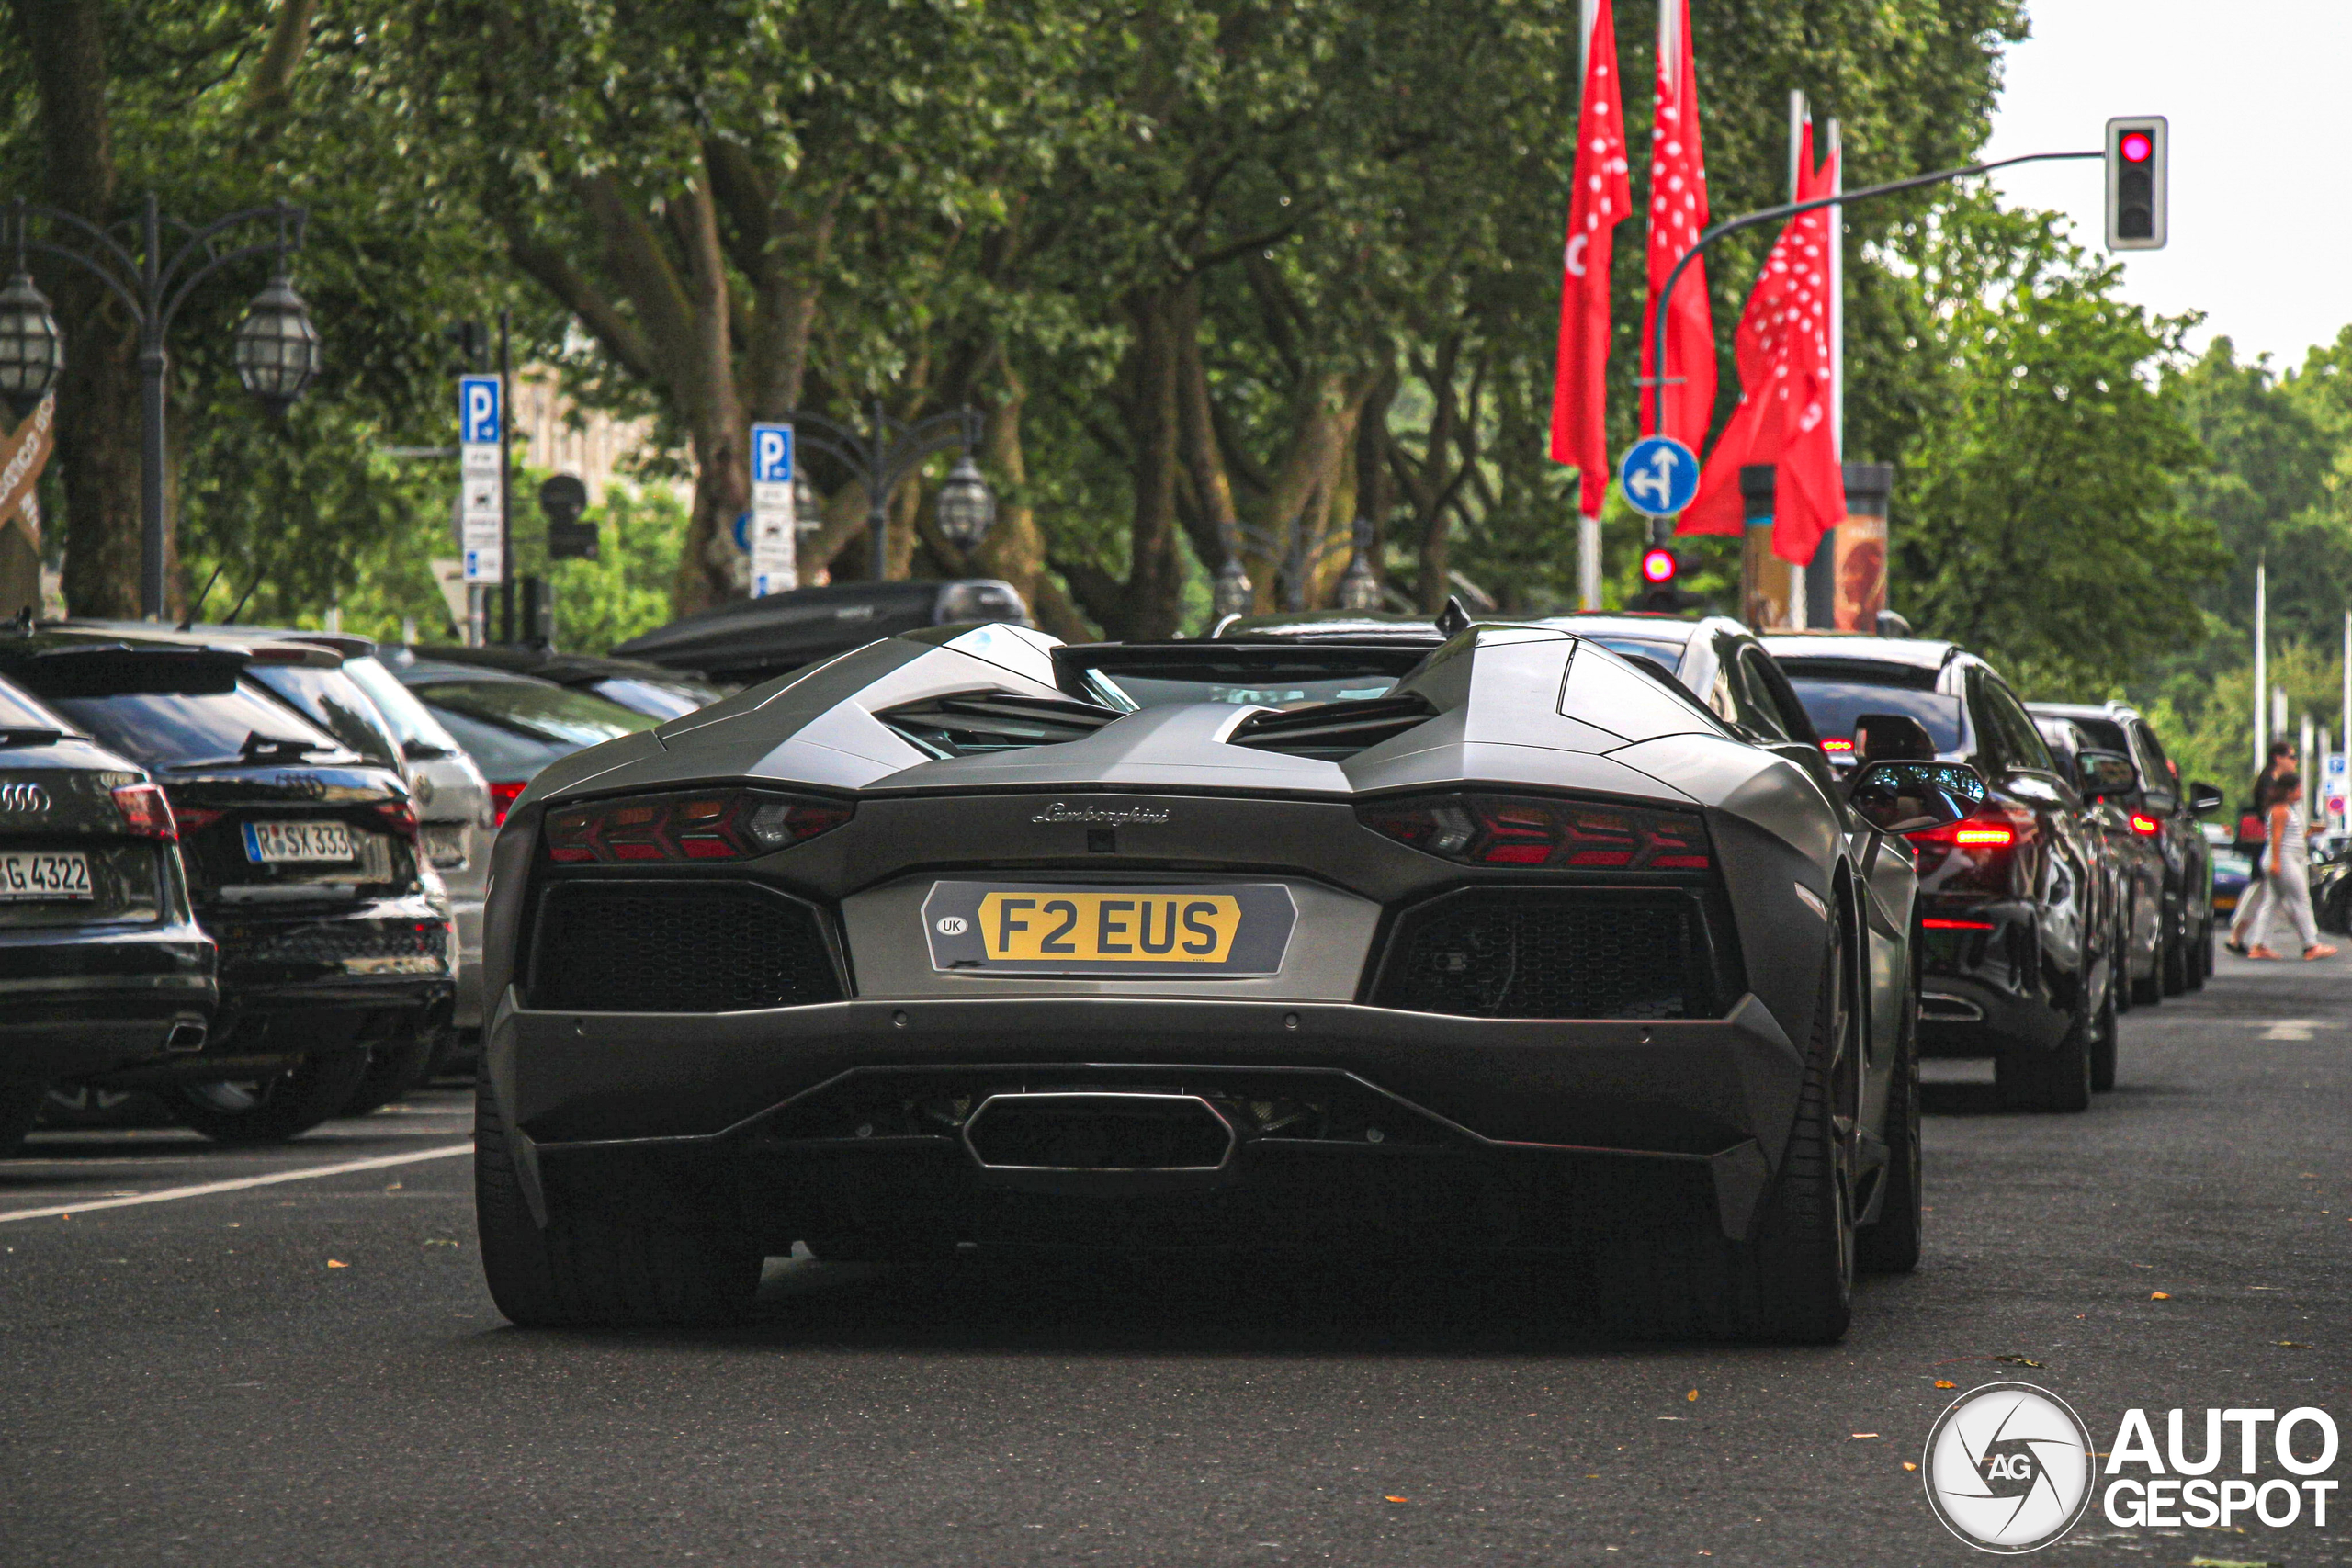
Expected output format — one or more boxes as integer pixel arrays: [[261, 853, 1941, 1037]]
[[1577, 0, 1602, 609], [2253, 556, 2267, 771]]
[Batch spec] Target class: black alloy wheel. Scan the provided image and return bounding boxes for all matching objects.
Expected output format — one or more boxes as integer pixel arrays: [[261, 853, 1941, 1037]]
[[167, 1051, 375, 1144], [0, 1084, 42, 1157], [1996, 972, 2094, 1113]]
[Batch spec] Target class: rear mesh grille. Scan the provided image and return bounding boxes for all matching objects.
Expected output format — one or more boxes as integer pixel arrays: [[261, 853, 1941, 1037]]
[[1371, 889, 1714, 1020], [222, 920, 446, 968], [529, 880, 842, 1013]]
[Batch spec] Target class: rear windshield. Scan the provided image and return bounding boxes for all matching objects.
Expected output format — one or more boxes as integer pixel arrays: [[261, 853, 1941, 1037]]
[[2065, 716, 2131, 755], [245, 665, 403, 770], [0, 677, 73, 734], [46, 683, 351, 772], [340, 656, 468, 761], [588, 676, 715, 722], [412, 679, 655, 784], [1576, 634, 1687, 672], [1060, 651, 1416, 712], [1785, 678, 1965, 753]]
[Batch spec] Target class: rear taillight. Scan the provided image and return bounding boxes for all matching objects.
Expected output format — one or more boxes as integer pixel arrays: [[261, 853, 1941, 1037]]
[[372, 800, 420, 840], [1922, 917, 1997, 931], [1907, 807, 2029, 850], [489, 781, 527, 826], [1819, 738, 1855, 756], [542, 788, 853, 863], [1358, 793, 1711, 872], [2129, 812, 2161, 836], [110, 783, 177, 840]]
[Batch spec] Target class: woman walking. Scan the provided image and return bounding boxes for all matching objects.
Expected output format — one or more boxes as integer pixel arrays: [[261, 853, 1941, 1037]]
[[2247, 769, 2338, 961], [2229, 740, 2298, 954]]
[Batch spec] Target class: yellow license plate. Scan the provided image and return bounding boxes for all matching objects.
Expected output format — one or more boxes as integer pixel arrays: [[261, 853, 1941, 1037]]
[[922, 881, 1296, 976]]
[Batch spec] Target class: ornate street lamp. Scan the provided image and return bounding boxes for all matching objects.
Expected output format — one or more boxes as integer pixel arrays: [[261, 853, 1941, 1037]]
[[1212, 554, 1255, 622], [0, 269, 62, 422], [933, 453, 997, 551], [793, 468, 822, 533], [1335, 516, 1381, 610], [5, 193, 313, 615], [232, 274, 322, 410], [783, 403, 987, 580]]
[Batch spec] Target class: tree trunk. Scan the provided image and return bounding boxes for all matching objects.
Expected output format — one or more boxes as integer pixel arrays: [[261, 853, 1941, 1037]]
[[1117, 287, 1185, 640], [972, 372, 1091, 640], [12, 0, 141, 616], [1352, 360, 1398, 604], [1172, 279, 1239, 583]]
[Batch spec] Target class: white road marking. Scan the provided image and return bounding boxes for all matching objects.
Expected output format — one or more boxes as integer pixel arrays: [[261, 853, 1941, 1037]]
[[2258, 1019, 2324, 1041], [0, 1143, 471, 1224]]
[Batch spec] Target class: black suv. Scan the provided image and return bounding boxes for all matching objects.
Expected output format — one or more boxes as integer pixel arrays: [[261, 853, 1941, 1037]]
[[2030, 701, 2222, 993], [1767, 635, 2113, 1111], [0, 631, 455, 1142], [0, 672, 216, 1154]]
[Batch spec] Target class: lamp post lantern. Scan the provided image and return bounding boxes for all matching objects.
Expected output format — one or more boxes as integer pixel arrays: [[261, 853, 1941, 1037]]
[[781, 402, 990, 581], [0, 270, 63, 421], [5, 192, 314, 617]]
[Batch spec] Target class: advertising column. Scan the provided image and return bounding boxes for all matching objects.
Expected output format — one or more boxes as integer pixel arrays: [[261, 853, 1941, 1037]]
[[458, 375, 504, 590], [1805, 460, 1894, 631], [749, 423, 797, 597]]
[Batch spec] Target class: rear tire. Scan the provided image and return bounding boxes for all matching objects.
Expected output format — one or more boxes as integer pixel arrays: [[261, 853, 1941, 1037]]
[[2161, 920, 2188, 996], [167, 1051, 374, 1144], [1605, 942, 1855, 1342], [1857, 958, 1921, 1275], [339, 1031, 438, 1119], [1996, 988, 2093, 1113], [2130, 900, 2165, 1008], [2187, 919, 2211, 989], [2089, 965, 2120, 1093], [474, 1081, 762, 1328], [0, 1085, 42, 1157]]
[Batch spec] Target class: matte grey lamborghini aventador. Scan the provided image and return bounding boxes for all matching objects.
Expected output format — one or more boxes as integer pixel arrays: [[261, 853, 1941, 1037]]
[[473, 619, 1978, 1340]]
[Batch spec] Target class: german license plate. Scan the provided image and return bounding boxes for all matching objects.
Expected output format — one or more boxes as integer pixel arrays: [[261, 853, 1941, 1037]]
[[243, 820, 356, 863], [922, 881, 1296, 976], [0, 850, 92, 901]]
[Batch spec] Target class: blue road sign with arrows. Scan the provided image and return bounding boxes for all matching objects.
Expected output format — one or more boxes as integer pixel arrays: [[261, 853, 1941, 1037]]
[[1619, 435, 1699, 518]]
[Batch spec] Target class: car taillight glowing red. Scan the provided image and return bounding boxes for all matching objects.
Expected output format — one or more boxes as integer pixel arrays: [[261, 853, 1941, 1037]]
[[372, 799, 420, 840], [489, 781, 527, 826], [1819, 738, 1855, 754], [109, 783, 177, 840], [542, 788, 853, 863], [2129, 813, 2161, 836], [1908, 812, 2019, 849], [1357, 793, 1711, 872]]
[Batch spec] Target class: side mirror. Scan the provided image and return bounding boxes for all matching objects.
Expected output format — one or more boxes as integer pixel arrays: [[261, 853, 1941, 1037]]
[[1849, 760, 1987, 835], [1854, 712, 1936, 763], [2075, 748, 2140, 802], [2188, 781, 2224, 817]]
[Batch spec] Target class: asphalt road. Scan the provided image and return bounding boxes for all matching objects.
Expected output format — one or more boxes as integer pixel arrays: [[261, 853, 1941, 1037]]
[[4, 954, 2347, 1567]]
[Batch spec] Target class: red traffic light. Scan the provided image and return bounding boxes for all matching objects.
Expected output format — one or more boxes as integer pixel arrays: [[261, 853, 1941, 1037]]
[[2120, 131, 2153, 164], [1640, 547, 1679, 585]]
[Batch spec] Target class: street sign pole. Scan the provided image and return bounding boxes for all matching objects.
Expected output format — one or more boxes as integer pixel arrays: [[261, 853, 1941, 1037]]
[[458, 371, 504, 636], [748, 423, 798, 597], [497, 307, 514, 644]]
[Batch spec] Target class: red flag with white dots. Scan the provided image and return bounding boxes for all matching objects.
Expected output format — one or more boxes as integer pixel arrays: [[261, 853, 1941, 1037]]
[[1639, 0, 1716, 448], [1680, 126, 1847, 559], [1546, 0, 1632, 517]]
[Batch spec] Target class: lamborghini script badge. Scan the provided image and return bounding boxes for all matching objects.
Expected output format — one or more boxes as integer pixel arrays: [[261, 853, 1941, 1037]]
[[1029, 801, 1170, 827]]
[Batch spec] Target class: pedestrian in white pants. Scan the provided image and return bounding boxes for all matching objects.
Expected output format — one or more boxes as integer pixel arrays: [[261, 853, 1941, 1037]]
[[2249, 774, 2337, 961], [2231, 742, 2297, 954]]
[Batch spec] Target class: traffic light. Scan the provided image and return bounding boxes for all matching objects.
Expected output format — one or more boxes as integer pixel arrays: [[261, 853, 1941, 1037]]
[[1639, 546, 1685, 612], [2105, 117, 2167, 251]]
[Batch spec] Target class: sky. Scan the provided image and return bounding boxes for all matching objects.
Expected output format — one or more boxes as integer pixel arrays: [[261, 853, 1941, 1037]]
[[1982, 0, 2352, 371]]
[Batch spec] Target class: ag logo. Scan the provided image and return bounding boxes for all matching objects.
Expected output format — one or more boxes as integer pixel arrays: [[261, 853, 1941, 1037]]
[[934, 916, 969, 935], [1923, 1382, 2094, 1553]]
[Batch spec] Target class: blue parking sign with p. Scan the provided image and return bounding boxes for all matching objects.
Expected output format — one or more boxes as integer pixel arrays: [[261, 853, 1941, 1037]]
[[459, 377, 501, 446], [752, 423, 794, 485]]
